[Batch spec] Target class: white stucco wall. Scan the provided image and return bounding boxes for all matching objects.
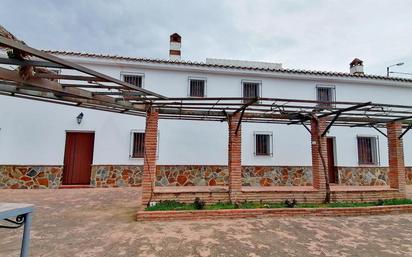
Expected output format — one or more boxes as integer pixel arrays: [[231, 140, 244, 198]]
[[1, 56, 412, 167]]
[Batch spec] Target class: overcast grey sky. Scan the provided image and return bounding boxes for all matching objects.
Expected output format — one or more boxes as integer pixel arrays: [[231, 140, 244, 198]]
[[1, 0, 411, 76]]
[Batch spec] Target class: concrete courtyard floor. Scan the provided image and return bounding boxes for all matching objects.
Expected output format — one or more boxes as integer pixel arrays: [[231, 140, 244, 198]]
[[1, 187, 412, 257]]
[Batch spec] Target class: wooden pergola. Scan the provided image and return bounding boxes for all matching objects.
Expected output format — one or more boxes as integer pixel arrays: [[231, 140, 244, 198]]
[[0, 35, 410, 204]]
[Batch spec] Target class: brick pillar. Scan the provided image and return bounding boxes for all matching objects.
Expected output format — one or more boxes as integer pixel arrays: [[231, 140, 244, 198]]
[[311, 118, 328, 190], [387, 121, 406, 194], [228, 112, 242, 202], [141, 109, 159, 206]]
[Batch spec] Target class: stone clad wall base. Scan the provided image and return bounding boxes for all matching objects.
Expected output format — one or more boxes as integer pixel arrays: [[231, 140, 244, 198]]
[[0, 165, 63, 189], [156, 165, 228, 186], [338, 167, 389, 186], [91, 165, 143, 187], [155, 165, 313, 187], [243, 166, 312, 186], [1, 165, 411, 189]]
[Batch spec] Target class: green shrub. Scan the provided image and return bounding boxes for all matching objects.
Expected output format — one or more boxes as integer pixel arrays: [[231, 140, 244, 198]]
[[145, 198, 412, 211], [146, 200, 195, 211]]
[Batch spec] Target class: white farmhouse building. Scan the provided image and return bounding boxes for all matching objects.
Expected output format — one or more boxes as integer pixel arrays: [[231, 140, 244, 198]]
[[1, 33, 412, 196]]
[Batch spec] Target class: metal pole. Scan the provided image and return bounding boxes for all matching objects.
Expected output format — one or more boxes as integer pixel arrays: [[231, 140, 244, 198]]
[[20, 212, 32, 257], [387, 66, 390, 77]]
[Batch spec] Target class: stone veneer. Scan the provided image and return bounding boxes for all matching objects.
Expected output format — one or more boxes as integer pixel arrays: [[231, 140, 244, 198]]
[[0, 165, 63, 189], [154, 165, 312, 187], [338, 167, 389, 186], [1, 165, 411, 189], [242, 166, 313, 186], [155, 165, 228, 186], [91, 165, 143, 187]]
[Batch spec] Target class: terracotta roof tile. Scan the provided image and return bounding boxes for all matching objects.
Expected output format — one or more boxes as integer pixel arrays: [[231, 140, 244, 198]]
[[43, 50, 412, 83]]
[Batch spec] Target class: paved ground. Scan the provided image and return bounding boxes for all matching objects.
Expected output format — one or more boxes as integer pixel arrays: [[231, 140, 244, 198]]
[[1, 187, 412, 257]]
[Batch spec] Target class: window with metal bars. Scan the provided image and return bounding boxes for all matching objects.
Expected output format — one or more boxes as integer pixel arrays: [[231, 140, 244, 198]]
[[316, 86, 335, 108], [189, 79, 205, 97], [357, 136, 379, 165], [131, 132, 145, 158], [243, 81, 261, 102], [123, 74, 143, 88], [254, 132, 272, 156]]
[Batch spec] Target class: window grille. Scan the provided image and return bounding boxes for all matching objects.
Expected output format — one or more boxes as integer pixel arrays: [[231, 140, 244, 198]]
[[357, 136, 379, 165], [123, 75, 143, 88], [243, 82, 261, 103], [254, 133, 272, 156], [131, 132, 145, 158], [317, 86, 335, 108], [189, 79, 205, 97]]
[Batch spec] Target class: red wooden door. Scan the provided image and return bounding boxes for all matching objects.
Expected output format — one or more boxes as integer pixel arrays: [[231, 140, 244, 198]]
[[63, 132, 95, 185], [326, 137, 337, 183]]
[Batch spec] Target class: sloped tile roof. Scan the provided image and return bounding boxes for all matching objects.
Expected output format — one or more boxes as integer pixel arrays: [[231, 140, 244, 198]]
[[43, 50, 412, 83]]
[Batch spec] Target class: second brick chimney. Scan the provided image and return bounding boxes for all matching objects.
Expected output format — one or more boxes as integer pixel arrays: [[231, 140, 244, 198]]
[[169, 33, 181, 61], [349, 58, 364, 75]]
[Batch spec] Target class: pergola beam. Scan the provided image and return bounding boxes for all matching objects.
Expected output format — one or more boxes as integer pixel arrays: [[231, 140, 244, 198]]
[[235, 107, 246, 135], [399, 124, 412, 139], [317, 101, 372, 118], [0, 57, 66, 69], [61, 83, 122, 89], [300, 121, 311, 134], [321, 113, 341, 136], [370, 124, 388, 138], [34, 73, 106, 82], [0, 74, 142, 112], [0, 67, 92, 98], [0, 36, 167, 99]]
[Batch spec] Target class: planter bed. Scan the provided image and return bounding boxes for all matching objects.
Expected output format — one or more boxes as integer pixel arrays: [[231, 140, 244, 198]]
[[136, 199, 412, 221]]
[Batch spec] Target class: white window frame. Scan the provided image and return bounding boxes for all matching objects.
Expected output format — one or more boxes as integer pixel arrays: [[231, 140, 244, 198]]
[[316, 84, 336, 107], [253, 131, 273, 157], [242, 79, 262, 100], [187, 76, 207, 97], [356, 135, 380, 166], [121, 72, 145, 88], [129, 129, 160, 159]]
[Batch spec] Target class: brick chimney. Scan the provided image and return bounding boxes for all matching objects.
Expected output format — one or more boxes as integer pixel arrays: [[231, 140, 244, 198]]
[[349, 58, 364, 75], [169, 33, 181, 61]]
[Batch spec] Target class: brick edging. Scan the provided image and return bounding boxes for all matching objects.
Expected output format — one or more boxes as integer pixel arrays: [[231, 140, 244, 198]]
[[136, 205, 412, 222]]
